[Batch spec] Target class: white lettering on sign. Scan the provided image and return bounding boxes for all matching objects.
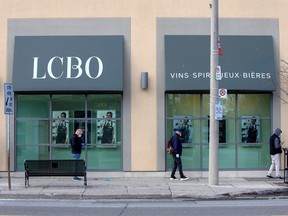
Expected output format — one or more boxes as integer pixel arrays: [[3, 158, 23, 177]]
[[48, 57, 64, 79], [169, 71, 271, 80], [66, 56, 82, 79], [85, 56, 103, 79], [170, 73, 189, 79], [32, 56, 104, 80]]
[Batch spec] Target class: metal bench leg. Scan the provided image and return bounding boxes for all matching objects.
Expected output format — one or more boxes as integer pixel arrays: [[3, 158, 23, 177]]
[[25, 172, 29, 188], [84, 173, 87, 187]]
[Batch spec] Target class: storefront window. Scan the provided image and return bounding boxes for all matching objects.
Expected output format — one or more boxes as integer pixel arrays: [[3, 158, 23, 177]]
[[16, 95, 51, 168], [16, 95, 50, 118], [166, 93, 271, 171], [86, 94, 122, 170], [87, 94, 122, 144], [237, 94, 271, 169], [15, 93, 122, 171], [167, 94, 201, 118], [238, 94, 271, 144]]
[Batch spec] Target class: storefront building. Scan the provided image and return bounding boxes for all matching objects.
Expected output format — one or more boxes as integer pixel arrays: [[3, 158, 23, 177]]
[[1, 0, 288, 177], [160, 18, 280, 174], [8, 20, 131, 172]]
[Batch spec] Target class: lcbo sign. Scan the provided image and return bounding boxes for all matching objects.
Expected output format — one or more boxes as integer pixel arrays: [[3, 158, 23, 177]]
[[12, 36, 124, 91], [32, 56, 103, 79]]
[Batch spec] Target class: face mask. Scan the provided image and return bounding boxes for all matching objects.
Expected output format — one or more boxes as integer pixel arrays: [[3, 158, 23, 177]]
[[78, 135, 82, 137]]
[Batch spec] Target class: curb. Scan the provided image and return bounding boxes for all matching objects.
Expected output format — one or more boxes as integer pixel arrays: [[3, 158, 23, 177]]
[[1, 190, 288, 201]]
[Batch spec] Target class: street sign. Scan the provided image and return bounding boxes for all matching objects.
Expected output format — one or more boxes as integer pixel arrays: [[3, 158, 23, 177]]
[[4, 83, 13, 115], [215, 65, 222, 81], [218, 88, 227, 99], [215, 101, 223, 120]]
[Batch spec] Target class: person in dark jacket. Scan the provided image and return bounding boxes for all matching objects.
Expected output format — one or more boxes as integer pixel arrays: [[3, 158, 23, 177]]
[[71, 128, 83, 181], [267, 128, 284, 179], [170, 129, 189, 181]]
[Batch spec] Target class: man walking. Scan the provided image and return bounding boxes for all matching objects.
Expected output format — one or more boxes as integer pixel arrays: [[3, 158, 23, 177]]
[[267, 128, 284, 179], [71, 128, 83, 181], [170, 129, 189, 181]]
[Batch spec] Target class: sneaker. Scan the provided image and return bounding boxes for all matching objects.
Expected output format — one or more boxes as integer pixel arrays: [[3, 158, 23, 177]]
[[266, 175, 274, 179], [180, 176, 189, 181], [276, 176, 284, 179], [73, 177, 81, 181], [170, 176, 178, 180]]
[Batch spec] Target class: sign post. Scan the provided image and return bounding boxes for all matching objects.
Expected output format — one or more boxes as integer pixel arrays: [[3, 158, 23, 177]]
[[4, 83, 13, 190], [209, 0, 220, 186]]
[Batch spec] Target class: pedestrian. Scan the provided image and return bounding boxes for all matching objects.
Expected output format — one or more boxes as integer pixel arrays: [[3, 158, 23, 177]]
[[170, 129, 189, 181], [267, 128, 284, 179], [70, 128, 84, 181]]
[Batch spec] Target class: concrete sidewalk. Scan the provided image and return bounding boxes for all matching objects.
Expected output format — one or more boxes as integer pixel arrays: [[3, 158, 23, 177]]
[[0, 173, 287, 200]]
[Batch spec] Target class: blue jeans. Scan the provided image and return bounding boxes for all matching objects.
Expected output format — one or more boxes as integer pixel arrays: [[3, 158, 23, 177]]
[[72, 153, 81, 160], [72, 153, 81, 178]]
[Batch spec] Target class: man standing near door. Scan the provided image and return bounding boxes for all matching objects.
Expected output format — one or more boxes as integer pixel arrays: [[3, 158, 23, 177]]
[[71, 128, 84, 181]]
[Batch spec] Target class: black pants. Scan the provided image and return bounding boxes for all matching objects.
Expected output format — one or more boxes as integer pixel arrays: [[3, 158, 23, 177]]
[[171, 154, 184, 178]]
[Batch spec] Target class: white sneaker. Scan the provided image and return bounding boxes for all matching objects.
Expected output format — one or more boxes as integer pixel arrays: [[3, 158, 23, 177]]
[[170, 176, 178, 180], [180, 176, 189, 181]]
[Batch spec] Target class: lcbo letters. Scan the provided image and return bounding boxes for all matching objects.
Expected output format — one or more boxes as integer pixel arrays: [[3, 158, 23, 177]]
[[32, 56, 104, 80]]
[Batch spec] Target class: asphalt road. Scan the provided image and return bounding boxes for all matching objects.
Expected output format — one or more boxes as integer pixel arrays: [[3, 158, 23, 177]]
[[0, 199, 288, 216]]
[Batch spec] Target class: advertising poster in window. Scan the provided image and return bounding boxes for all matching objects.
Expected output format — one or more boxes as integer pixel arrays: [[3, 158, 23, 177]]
[[208, 116, 226, 144], [52, 111, 69, 144], [241, 116, 260, 143], [97, 110, 116, 144], [173, 116, 193, 143]]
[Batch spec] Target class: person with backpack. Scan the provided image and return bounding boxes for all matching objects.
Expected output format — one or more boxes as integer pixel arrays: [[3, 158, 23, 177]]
[[267, 128, 284, 179], [170, 129, 189, 181]]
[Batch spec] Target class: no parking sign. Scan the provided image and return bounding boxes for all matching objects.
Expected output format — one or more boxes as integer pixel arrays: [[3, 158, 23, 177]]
[[218, 88, 227, 99]]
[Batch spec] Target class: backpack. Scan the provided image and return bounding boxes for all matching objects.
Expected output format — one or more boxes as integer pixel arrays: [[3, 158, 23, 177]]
[[166, 137, 174, 154]]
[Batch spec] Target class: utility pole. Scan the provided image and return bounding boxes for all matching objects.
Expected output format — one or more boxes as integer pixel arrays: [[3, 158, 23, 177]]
[[208, 0, 219, 185]]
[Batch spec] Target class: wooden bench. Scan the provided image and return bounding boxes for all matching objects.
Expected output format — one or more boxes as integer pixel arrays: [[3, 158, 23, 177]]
[[24, 159, 87, 187]]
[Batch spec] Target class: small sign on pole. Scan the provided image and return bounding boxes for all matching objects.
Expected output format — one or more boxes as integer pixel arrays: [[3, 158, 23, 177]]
[[4, 83, 14, 115], [215, 65, 222, 81], [215, 101, 223, 120], [218, 88, 227, 99], [4, 83, 13, 190]]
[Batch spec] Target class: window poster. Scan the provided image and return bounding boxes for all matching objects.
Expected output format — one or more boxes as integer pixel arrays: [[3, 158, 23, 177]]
[[52, 111, 69, 144], [241, 116, 260, 143], [173, 116, 193, 143], [97, 110, 116, 144]]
